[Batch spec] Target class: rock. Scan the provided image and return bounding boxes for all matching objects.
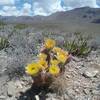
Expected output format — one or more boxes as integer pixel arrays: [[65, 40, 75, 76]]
[[63, 94, 71, 100], [46, 97, 60, 100], [15, 80, 23, 89], [46, 93, 59, 100], [6, 96, 17, 100], [83, 89, 90, 95], [35, 95, 40, 100], [0, 75, 8, 96], [0, 51, 9, 74], [97, 84, 100, 90], [7, 81, 16, 97], [0, 95, 6, 99], [83, 68, 99, 78], [71, 56, 80, 62], [91, 89, 100, 95], [7, 80, 30, 98]]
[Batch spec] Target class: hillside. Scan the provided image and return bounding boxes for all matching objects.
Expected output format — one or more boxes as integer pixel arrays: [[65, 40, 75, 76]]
[[1, 7, 100, 23]]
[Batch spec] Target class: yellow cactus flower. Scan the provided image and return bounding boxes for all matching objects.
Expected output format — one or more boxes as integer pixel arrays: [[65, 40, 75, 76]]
[[56, 53, 67, 63], [52, 47, 61, 53], [60, 50, 69, 56], [25, 63, 39, 76], [44, 38, 55, 49], [49, 65, 60, 76], [38, 53, 47, 60], [38, 60, 48, 69], [51, 59, 60, 65], [53, 47, 69, 56]]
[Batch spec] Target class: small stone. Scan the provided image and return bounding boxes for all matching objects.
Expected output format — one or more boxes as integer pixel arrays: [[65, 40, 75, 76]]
[[1, 68, 7, 72], [83, 89, 90, 94], [66, 74, 71, 78], [63, 94, 71, 100], [6, 97, 17, 100], [83, 68, 99, 78], [46, 93, 59, 100], [15, 80, 23, 89], [75, 88, 80, 93], [76, 65, 82, 69], [0, 95, 6, 99], [97, 84, 100, 90], [35, 95, 40, 100], [46, 97, 60, 100], [7, 81, 16, 96], [51, 98, 59, 100], [92, 90, 100, 95], [71, 56, 80, 62]]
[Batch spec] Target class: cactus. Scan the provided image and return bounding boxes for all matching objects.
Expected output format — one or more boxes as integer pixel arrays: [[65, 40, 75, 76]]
[[25, 38, 70, 87], [0, 37, 9, 50]]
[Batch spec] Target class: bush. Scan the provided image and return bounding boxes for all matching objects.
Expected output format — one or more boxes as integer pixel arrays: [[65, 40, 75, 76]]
[[0, 21, 6, 29], [63, 32, 91, 57], [0, 21, 6, 26], [14, 24, 28, 29], [0, 36, 9, 50]]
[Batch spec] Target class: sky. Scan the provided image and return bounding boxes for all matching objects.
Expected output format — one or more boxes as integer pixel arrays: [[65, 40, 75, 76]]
[[0, 0, 100, 16]]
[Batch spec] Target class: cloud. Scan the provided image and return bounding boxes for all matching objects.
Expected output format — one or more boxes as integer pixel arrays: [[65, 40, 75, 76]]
[[32, 0, 99, 16], [0, 0, 14, 5], [33, 0, 64, 16], [0, 0, 99, 16], [62, 0, 98, 10], [0, 6, 19, 16], [0, 0, 16, 16], [0, 3, 32, 16], [20, 3, 32, 16]]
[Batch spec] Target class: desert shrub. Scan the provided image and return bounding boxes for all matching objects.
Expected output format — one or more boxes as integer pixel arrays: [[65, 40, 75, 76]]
[[83, 15, 87, 18], [0, 21, 6, 29], [42, 31, 64, 38], [63, 32, 91, 57], [40, 32, 91, 57], [92, 18, 100, 23], [14, 24, 28, 29], [0, 21, 6, 26], [6, 66, 25, 80], [42, 32, 55, 37], [0, 36, 9, 50]]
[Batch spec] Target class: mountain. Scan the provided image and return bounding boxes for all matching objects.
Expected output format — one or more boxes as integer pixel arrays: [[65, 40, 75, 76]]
[[0, 7, 100, 37], [0, 7, 100, 24], [46, 7, 100, 23]]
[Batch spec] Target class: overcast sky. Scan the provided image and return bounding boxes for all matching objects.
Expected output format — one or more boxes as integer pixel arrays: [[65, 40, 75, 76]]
[[0, 0, 100, 16]]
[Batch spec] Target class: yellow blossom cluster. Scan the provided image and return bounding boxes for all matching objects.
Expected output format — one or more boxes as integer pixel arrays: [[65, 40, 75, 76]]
[[25, 38, 69, 78]]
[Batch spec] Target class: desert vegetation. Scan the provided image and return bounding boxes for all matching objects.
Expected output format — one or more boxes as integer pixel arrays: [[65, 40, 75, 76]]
[[0, 22, 100, 100], [63, 32, 92, 57], [25, 38, 70, 87], [14, 24, 29, 30], [0, 36, 9, 50]]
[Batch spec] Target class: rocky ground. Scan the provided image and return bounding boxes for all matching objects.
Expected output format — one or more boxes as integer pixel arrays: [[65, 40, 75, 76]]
[[0, 25, 100, 100], [0, 49, 100, 100]]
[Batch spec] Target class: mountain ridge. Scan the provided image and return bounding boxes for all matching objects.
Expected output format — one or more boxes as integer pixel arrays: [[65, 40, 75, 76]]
[[0, 7, 100, 24]]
